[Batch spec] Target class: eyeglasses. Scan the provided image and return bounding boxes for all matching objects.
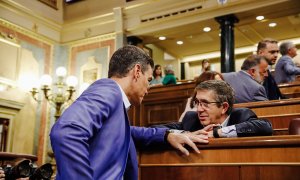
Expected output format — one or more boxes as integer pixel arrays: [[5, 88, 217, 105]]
[[193, 99, 220, 109]]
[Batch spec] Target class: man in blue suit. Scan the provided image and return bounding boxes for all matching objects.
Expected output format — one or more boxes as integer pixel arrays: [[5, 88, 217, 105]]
[[154, 80, 273, 138], [275, 41, 300, 83], [50, 45, 208, 180]]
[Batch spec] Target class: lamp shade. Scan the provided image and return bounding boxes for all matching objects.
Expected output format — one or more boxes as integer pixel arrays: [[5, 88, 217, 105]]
[[56, 67, 67, 77], [40, 74, 52, 86], [66, 76, 78, 87]]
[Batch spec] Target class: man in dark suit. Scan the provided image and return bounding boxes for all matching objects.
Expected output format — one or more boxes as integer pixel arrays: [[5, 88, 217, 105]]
[[155, 80, 273, 138], [257, 38, 284, 100], [223, 54, 269, 103]]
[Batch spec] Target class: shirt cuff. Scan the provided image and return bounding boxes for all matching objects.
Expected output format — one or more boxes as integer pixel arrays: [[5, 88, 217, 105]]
[[220, 125, 237, 138], [169, 129, 185, 134]]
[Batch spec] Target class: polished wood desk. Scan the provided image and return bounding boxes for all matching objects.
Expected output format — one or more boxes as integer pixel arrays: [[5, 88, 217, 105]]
[[279, 81, 300, 98], [139, 135, 300, 180], [234, 98, 300, 129]]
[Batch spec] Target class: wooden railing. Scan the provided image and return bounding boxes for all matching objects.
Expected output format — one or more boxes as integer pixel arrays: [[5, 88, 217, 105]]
[[139, 135, 300, 180], [0, 152, 37, 166], [234, 97, 300, 129]]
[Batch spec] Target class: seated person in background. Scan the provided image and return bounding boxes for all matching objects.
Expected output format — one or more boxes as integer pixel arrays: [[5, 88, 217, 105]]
[[154, 80, 273, 138], [150, 64, 164, 86], [179, 71, 224, 122], [223, 54, 269, 103], [162, 64, 177, 85], [275, 41, 300, 84], [201, 59, 211, 73]]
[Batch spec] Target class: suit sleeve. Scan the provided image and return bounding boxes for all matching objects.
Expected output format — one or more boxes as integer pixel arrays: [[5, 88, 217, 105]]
[[283, 60, 300, 75], [234, 108, 273, 137], [151, 122, 183, 130], [50, 86, 119, 180], [50, 102, 103, 179], [130, 126, 168, 148], [253, 86, 269, 102]]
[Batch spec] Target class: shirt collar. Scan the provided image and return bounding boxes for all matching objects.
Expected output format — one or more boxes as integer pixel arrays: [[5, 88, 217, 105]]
[[116, 83, 131, 111], [221, 114, 230, 127], [240, 70, 253, 78]]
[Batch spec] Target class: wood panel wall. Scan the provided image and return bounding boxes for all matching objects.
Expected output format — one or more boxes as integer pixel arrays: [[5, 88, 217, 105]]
[[128, 82, 195, 126]]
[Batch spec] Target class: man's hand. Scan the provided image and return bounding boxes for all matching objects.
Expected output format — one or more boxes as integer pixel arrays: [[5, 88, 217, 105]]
[[167, 132, 208, 156], [191, 124, 215, 135], [0, 168, 5, 180]]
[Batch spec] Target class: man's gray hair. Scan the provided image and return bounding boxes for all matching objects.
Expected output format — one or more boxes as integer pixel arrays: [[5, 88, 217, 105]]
[[241, 54, 266, 71], [279, 41, 295, 55], [194, 80, 235, 115]]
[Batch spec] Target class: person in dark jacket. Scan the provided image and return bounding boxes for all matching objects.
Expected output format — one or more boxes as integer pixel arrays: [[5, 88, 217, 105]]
[[154, 80, 273, 138], [257, 38, 285, 100]]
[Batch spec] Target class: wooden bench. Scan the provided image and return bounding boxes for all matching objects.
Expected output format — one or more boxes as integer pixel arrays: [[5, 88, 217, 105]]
[[234, 98, 300, 129], [139, 135, 300, 180], [279, 81, 300, 98]]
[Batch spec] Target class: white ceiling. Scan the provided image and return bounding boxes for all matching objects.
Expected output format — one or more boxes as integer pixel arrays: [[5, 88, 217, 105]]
[[140, 0, 300, 59]]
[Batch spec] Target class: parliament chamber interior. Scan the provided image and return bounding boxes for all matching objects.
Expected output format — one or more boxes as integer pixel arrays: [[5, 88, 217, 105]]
[[0, 0, 300, 179]]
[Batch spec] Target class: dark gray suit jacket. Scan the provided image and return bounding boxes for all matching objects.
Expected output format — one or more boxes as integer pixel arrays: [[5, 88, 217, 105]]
[[154, 108, 273, 137], [223, 71, 268, 103]]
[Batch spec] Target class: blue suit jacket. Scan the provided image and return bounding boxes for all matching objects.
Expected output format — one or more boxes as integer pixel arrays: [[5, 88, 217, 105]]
[[50, 78, 167, 180], [223, 71, 268, 103], [275, 55, 300, 84], [154, 108, 273, 137]]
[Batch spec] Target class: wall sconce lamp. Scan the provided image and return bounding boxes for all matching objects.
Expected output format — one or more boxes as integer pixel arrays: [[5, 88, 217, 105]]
[[30, 66, 78, 120]]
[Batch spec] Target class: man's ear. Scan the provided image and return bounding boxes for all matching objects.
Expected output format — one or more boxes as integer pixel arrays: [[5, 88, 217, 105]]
[[221, 102, 229, 115], [133, 64, 142, 79], [257, 50, 262, 55], [248, 68, 255, 77]]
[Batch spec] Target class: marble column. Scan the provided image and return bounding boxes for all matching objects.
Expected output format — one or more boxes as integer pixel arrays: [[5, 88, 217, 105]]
[[113, 7, 126, 48]]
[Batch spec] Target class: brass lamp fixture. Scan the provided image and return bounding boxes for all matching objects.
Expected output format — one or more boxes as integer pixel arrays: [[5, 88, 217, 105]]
[[30, 66, 78, 120]]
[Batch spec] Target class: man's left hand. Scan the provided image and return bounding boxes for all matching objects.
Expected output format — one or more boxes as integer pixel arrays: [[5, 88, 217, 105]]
[[167, 133, 208, 156]]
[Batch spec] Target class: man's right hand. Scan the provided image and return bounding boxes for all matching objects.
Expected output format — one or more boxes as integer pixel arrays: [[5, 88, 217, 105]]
[[0, 168, 5, 180]]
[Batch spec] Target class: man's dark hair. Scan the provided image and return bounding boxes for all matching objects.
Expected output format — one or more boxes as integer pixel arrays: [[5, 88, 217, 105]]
[[108, 45, 154, 78], [153, 64, 162, 78], [257, 38, 278, 53], [241, 54, 266, 71], [127, 36, 143, 46], [193, 80, 235, 115], [189, 71, 224, 108], [279, 41, 294, 55]]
